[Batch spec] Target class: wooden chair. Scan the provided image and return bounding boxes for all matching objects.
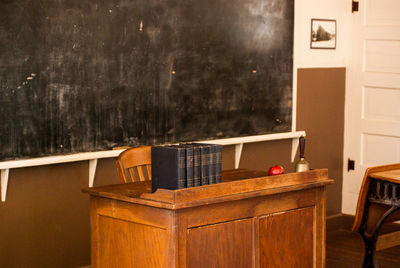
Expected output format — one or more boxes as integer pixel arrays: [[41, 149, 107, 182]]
[[116, 146, 152, 183]]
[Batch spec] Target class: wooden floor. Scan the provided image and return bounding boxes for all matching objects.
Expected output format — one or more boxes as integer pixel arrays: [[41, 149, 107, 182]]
[[326, 229, 400, 268]]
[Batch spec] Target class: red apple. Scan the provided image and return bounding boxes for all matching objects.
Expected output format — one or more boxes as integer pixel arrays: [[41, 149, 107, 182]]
[[268, 165, 284, 176]]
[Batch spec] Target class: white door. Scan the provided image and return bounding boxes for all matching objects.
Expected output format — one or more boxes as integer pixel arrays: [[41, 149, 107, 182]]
[[342, 0, 400, 214]]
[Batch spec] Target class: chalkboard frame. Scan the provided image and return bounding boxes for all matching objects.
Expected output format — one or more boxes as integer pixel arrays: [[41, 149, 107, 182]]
[[0, 0, 294, 161]]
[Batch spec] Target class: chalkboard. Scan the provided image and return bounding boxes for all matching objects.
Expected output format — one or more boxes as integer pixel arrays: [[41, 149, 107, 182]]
[[0, 0, 293, 161]]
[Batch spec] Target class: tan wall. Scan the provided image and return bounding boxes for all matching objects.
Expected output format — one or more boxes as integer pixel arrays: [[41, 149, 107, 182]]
[[297, 68, 345, 215], [0, 67, 345, 267], [224, 68, 346, 215], [225, 67, 345, 216]]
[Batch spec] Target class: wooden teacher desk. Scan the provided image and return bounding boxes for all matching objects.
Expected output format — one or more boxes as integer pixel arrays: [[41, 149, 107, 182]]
[[83, 169, 333, 267]]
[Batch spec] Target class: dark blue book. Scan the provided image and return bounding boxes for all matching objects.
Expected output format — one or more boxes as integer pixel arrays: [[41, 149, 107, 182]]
[[214, 144, 222, 183], [193, 143, 221, 185], [183, 145, 194, 187], [191, 144, 202, 187], [175, 144, 195, 188], [199, 144, 210, 185], [208, 145, 216, 184], [151, 145, 186, 192]]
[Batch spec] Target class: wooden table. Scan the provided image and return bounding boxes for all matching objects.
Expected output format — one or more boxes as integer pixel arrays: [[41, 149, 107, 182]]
[[84, 169, 333, 268], [352, 164, 400, 268]]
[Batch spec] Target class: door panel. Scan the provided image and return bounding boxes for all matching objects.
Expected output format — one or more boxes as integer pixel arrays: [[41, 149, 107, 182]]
[[365, 0, 400, 25], [364, 40, 400, 73], [343, 0, 400, 214], [363, 87, 400, 122], [362, 134, 400, 164]]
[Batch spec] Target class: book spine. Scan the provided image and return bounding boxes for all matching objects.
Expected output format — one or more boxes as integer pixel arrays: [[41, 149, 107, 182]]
[[200, 145, 210, 185], [208, 145, 216, 184], [177, 147, 187, 189], [185, 146, 194, 187], [192, 146, 201, 187], [215, 144, 222, 183]]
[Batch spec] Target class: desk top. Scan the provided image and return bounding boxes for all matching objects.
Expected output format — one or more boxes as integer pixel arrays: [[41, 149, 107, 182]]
[[369, 169, 400, 184], [352, 163, 400, 232], [83, 169, 333, 209]]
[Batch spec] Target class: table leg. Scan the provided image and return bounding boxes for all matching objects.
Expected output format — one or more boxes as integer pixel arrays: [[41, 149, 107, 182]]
[[360, 206, 400, 268]]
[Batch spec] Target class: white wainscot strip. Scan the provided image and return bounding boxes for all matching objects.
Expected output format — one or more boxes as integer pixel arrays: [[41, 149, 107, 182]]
[[0, 150, 125, 202], [195, 131, 306, 168]]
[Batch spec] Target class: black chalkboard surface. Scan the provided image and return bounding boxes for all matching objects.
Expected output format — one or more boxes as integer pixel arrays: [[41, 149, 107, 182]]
[[0, 0, 293, 161]]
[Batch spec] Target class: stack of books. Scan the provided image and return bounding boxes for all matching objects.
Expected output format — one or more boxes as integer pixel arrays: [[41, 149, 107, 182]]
[[151, 143, 222, 192]]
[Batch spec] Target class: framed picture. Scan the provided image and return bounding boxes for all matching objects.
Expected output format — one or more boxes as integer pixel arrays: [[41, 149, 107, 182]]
[[310, 19, 336, 49]]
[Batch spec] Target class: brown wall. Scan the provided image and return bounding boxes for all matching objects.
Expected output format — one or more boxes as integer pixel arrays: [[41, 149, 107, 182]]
[[0, 68, 345, 267]]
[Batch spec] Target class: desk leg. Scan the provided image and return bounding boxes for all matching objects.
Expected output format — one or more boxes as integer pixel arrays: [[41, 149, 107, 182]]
[[360, 206, 400, 268], [361, 233, 378, 268]]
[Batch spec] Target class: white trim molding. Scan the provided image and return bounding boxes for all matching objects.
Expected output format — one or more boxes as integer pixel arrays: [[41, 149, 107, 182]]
[[195, 131, 306, 168], [0, 131, 305, 201], [1, 169, 9, 202], [0, 150, 125, 202]]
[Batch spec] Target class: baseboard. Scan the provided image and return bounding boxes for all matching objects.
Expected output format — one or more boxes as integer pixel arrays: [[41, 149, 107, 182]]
[[326, 213, 355, 232]]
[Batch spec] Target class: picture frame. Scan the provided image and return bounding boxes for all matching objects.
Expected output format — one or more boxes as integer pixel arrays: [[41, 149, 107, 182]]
[[310, 19, 336, 49]]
